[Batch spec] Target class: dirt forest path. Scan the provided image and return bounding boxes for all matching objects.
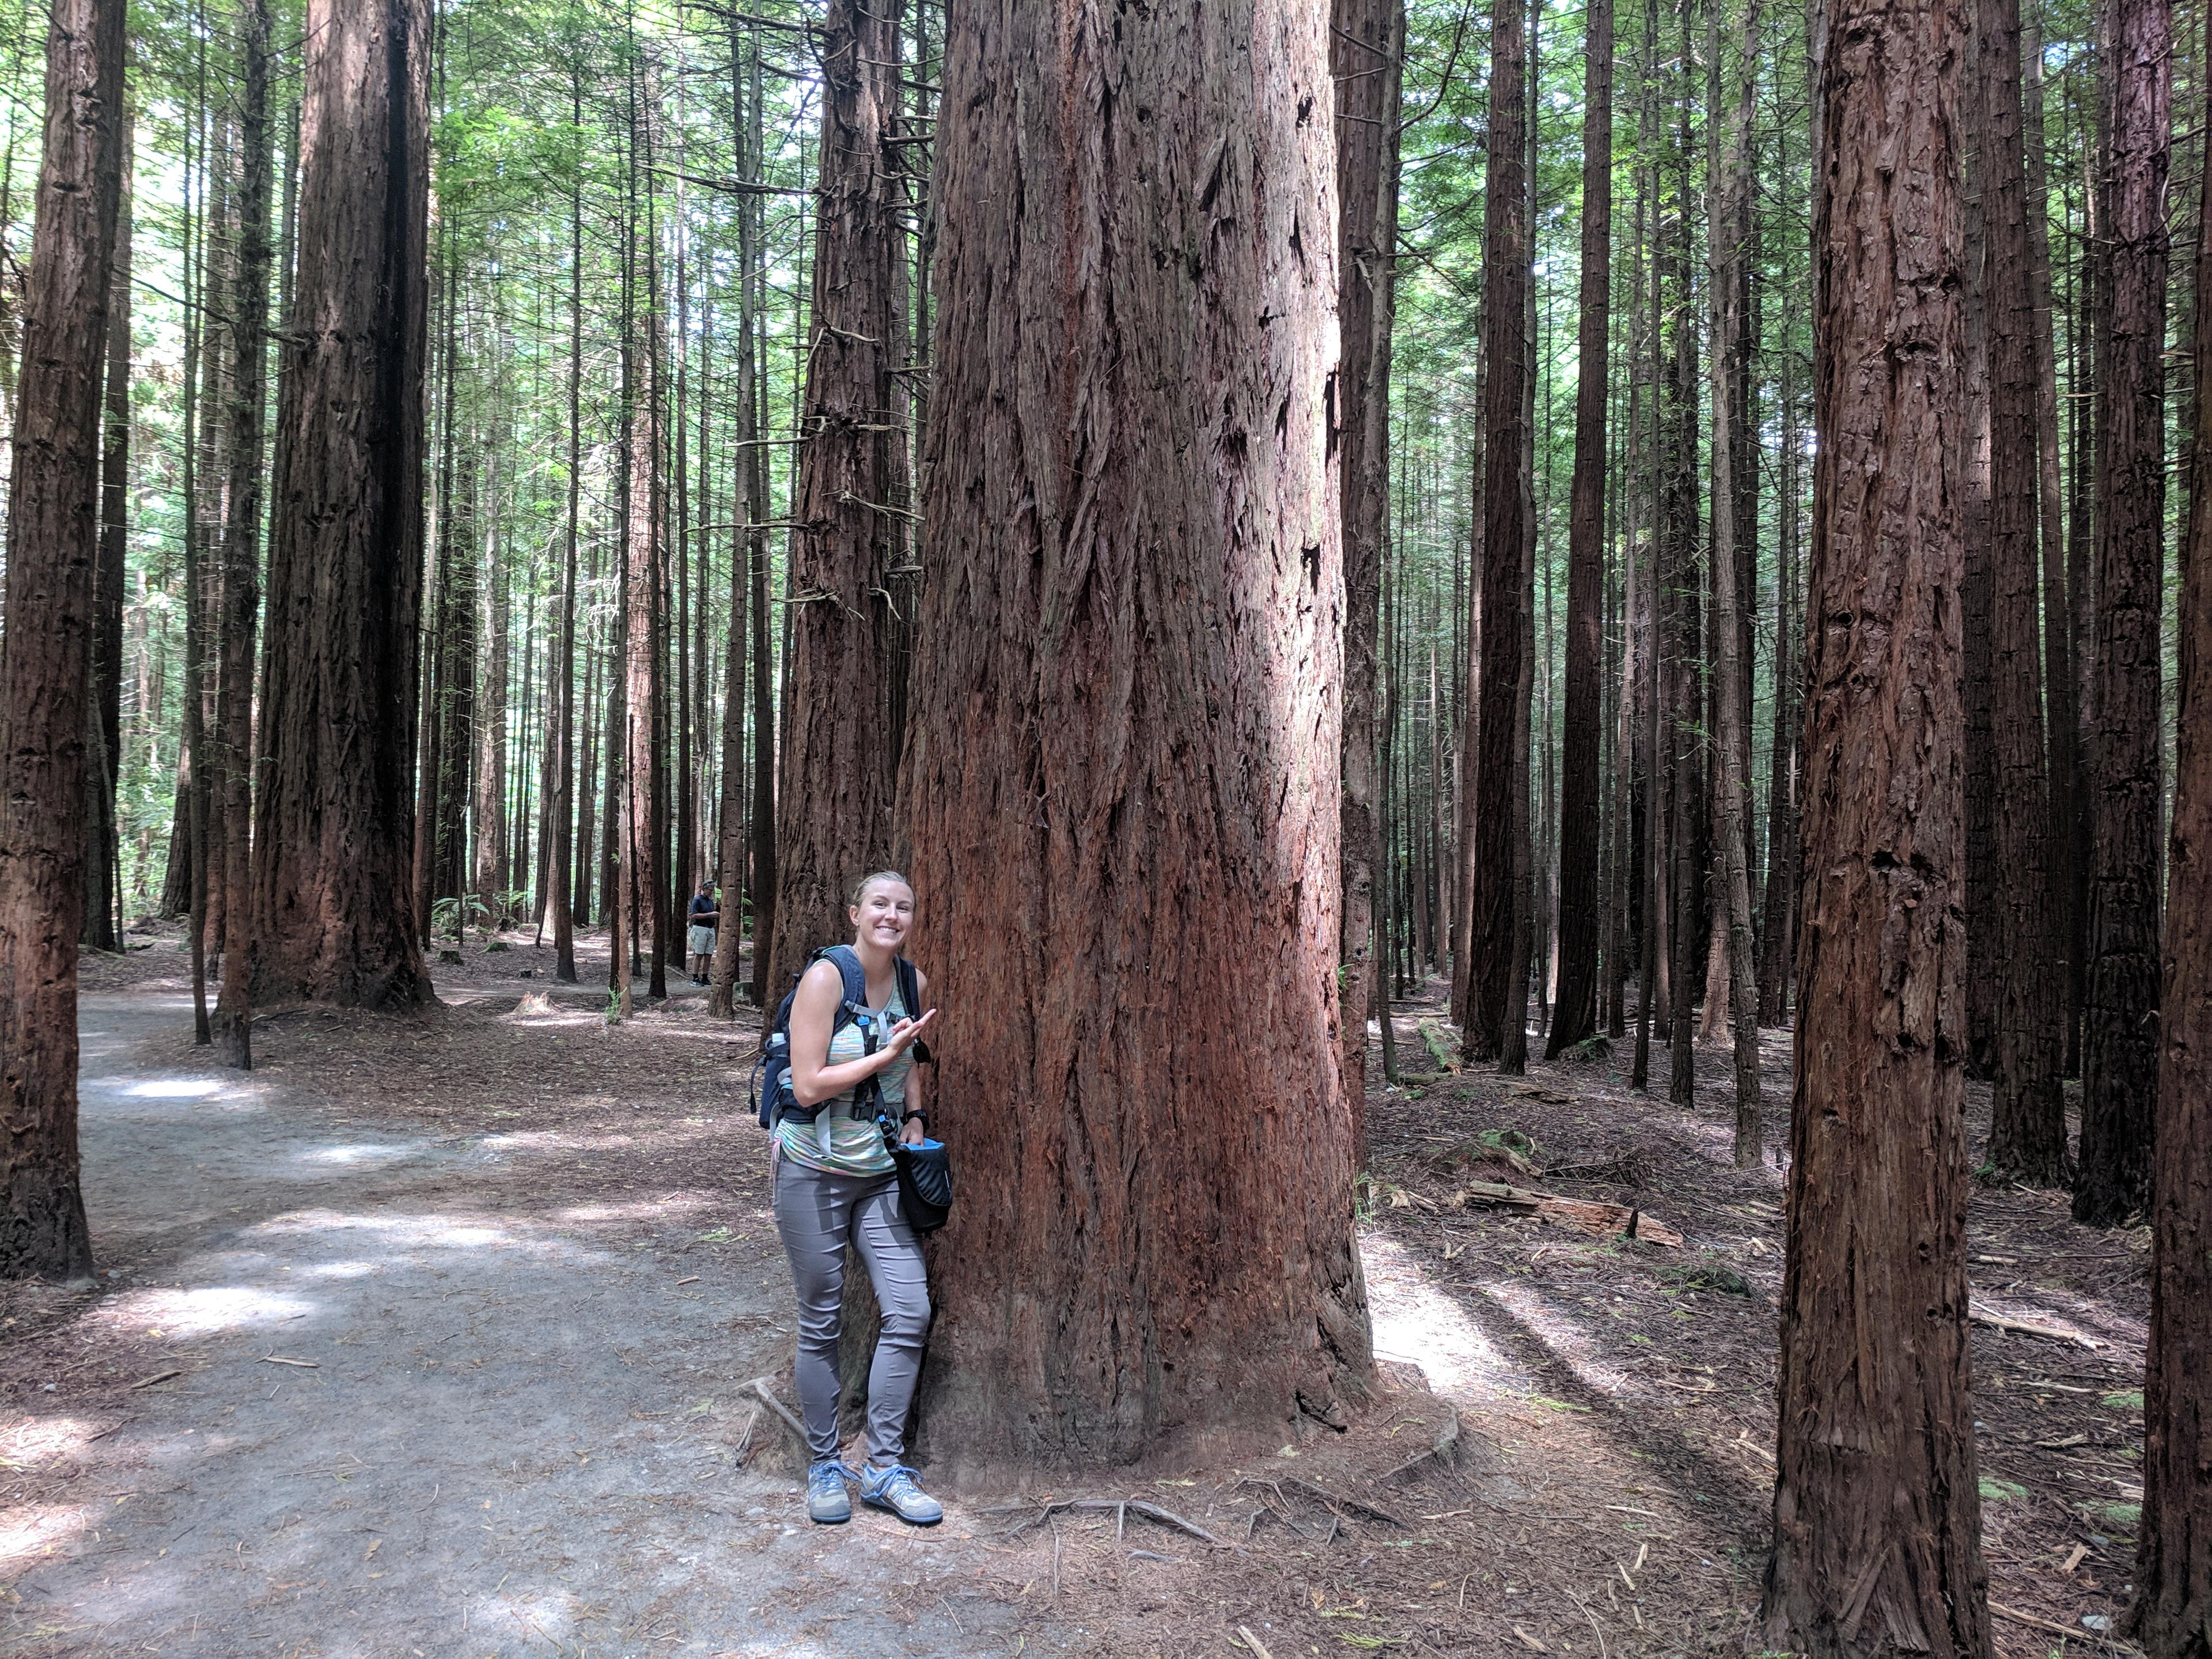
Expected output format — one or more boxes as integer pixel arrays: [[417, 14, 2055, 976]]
[[2, 930, 2160, 1658], [3, 984, 1036, 1658]]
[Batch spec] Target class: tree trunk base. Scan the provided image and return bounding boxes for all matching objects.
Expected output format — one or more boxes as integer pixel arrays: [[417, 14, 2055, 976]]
[[2, 1171, 96, 1285]]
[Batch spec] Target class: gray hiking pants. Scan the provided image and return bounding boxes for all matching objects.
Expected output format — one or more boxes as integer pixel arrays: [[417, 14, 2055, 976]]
[[771, 1153, 931, 1465]]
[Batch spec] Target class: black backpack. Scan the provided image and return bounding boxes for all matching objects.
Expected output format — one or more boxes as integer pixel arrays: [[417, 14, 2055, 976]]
[[752, 945, 928, 1131]]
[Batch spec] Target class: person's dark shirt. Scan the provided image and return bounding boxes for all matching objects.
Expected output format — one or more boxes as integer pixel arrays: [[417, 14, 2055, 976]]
[[690, 892, 718, 922]]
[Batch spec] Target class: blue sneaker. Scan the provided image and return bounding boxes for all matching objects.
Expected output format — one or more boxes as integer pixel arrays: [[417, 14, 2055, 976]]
[[805, 1459, 853, 1524], [859, 1462, 942, 1525]]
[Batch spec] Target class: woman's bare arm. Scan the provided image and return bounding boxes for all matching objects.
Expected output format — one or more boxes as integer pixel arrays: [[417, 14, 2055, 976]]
[[788, 960, 939, 1108]]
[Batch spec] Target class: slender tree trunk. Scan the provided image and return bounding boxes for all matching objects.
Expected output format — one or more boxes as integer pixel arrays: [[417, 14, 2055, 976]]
[[2133, 58, 2212, 1624], [1662, 3, 1700, 1109], [1707, 0, 1763, 1164], [211, 0, 273, 1066], [178, 63, 211, 1035], [85, 117, 132, 954], [619, 50, 668, 1013], [1631, 0, 1664, 1093], [1469, 0, 1532, 1064], [0, 0, 126, 1282], [432, 437, 479, 935], [548, 66, 582, 984], [2074, 0, 2167, 1224], [904, 0, 1374, 1472], [1547, 0, 1613, 1058], [1757, 0, 1993, 1633], [474, 336, 511, 913], [2023, 2, 2078, 1077], [764, 0, 907, 999], [414, 250, 456, 939], [249, 0, 432, 1011], [1757, 233, 1802, 1027], [713, 17, 766, 1017], [1961, 2, 1997, 1081], [1982, 0, 2069, 1185], [1334, 0, 1403, 1146], [744, 21, 775, 1014]]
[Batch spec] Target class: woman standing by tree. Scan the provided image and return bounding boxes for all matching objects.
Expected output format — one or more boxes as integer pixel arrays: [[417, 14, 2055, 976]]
[[772, 872, 939, 1527]]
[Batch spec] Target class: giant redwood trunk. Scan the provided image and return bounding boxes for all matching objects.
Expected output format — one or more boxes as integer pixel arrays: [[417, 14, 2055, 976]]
[[763, 0, 905, 1002], [0, 0, 126, 1281], [2074, 0, 2168, 1227], [1332, 0, 1403, 1138], [1758, 0, 1994, 1643], [2133, 79, 2211, 1634], [1468, 0, 1532, 1063], [212, 0, 274, 1067], [1546, 0, 1612, 1060], [248, 0, 432, 1012], [903, 0, 1374, 1474]]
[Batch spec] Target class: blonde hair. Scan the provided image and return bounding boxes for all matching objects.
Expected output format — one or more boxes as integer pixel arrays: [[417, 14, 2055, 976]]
[[847, 869, 913, 907]]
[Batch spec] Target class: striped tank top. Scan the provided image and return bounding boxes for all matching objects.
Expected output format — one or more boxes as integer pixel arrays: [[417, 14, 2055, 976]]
[[773, 980, 909, 1177]]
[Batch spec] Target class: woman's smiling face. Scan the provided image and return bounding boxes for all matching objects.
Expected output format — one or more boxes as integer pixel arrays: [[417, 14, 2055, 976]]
[[851, 877, 915, 950]]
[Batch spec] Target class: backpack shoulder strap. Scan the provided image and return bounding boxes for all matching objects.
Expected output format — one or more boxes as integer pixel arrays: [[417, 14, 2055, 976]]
[[814, 945, 869, 1028], [894, 956, 933, 1065]]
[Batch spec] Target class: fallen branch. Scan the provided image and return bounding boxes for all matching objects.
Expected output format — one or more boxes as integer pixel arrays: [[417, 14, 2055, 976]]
[[747, 1377, 810, 1452], [1987, 1600, 2126, 1646], [1380, 1407, 1465, 1486], [1448, 1180, 1684, 1247], [129, 1371, 181, 1390], [991, 1496, 1238, 1551], [1969, 1306, 2110, 1351], [1246, 1474, 1411, 1531]]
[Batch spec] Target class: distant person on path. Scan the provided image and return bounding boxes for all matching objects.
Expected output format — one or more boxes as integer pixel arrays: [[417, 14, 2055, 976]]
[[773, 870, 941, 1526], [687, 880, 718, 986]]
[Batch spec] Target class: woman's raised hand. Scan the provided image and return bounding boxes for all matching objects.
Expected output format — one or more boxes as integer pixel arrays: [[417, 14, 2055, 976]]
[[884, 1008, 938, 1054]]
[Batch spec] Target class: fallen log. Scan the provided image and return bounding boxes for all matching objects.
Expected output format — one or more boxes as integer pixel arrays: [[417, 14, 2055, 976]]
[[1967, 1305, 2110, 1351], [1446, 1180, 1684, 1247]]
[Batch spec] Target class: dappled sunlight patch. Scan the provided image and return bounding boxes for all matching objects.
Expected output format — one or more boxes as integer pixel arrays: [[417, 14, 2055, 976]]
[[243, 1206, 628, 1268], [3, 1414, 115, 1468], [112, 1283, 318, 1334], [0, 1503, 92, 1572], [121, 1078, 228, 1100], [555, 1194, 717, 1224], [1361, 1232, 1518, 1397], [298, 1259, 382, 1281], [1472, 1277, 1638, 1402], [463, 1585, 587, 1647], [296, 1139, 435, 1168]]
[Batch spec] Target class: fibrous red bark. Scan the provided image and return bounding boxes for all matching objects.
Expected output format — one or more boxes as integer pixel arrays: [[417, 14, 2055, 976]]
[[1980, 0, 2069, 1187], [1333, 0, 1403, 1139], [2134, 42, 2210, 1624], [1547, 0, 1612, 1060], [1758, 0, 1995, 1642], [0, 0, 127, 1281], [2075, 0, 2168, 1226], [1468, 0, 1533, 1065], [212, 0, 274, 1068], [903, 0, 1373, 1474], [248, 0, 433, 1012], [763, 0, 905, 1004]]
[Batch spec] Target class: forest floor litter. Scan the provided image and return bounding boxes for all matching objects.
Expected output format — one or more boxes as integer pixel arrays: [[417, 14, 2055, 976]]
[[0, 925, 2152, 1656]]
